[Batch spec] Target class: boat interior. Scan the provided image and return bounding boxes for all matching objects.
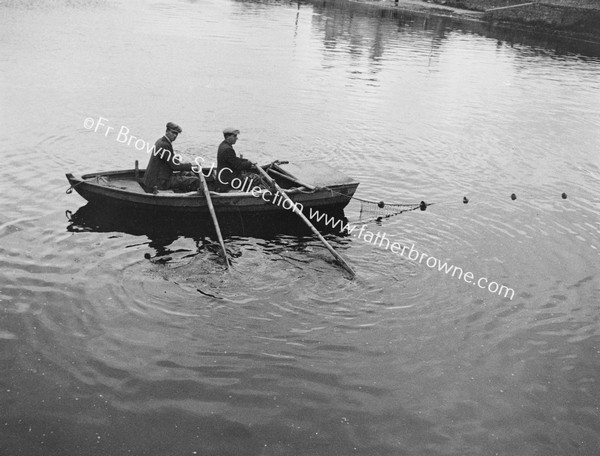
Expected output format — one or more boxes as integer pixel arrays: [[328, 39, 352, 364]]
[[80, 160, 356, 195]]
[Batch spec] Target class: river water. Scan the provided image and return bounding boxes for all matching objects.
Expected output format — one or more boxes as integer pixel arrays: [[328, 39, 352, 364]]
[[1, 0, 599, 455]]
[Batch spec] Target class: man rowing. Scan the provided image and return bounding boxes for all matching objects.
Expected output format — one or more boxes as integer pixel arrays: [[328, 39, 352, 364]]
[[215, 127, 262, 192]]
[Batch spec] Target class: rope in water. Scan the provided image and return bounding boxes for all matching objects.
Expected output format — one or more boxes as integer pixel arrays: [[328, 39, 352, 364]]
[[324, 187, 428, 211], [327, 186, 570, 212]]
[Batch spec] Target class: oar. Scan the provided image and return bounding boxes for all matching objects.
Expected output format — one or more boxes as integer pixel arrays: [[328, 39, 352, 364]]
[[198, 171, 229, 270], [253, 163, 355, 277], [267, 168, 316, 191]]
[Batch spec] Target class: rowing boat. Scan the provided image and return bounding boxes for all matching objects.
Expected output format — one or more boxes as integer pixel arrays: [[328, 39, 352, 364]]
[[65, 160, 359, 218]]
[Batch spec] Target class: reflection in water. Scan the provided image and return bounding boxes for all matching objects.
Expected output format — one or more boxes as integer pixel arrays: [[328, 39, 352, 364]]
[[296, 0, 600, 70], [65, 202, 354, 264], [306, 0, 600, 59], [65, 202, 351, 238]]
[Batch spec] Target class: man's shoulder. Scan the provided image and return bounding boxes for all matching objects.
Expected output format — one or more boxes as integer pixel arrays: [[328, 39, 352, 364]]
[[218, 139, 231, 149], [217, 140, 234, 155], [155, 136, 172, 150]]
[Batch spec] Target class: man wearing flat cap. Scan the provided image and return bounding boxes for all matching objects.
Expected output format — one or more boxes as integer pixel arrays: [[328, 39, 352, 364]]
[[143, 122, 199, 192], [215, 127, 258, 192]]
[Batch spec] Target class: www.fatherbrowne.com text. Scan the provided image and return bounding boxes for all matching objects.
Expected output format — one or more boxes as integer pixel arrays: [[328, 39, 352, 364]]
[[306, 208, 515, 300]]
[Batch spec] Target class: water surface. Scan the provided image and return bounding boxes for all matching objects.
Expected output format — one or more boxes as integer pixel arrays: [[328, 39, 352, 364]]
[[1, 0, 599, 455]]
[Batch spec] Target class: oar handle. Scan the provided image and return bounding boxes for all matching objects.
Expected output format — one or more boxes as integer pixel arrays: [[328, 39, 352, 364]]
[[268, 168, 316, 191]]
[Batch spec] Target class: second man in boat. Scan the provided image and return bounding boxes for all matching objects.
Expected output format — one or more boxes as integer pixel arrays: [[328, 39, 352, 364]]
[[215, 127, 263, 193]]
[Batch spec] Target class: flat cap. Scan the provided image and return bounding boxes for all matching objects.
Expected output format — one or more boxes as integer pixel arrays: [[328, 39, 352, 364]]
[[166, 122, 182, 133], [223, 127, 240, 136]]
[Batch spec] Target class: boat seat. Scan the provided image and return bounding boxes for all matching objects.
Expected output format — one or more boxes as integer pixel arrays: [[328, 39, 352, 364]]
[[134, 161, 216, 193]]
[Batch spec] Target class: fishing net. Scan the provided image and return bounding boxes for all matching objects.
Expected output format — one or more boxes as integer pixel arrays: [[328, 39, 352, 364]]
[[322, 186, 427, 222], [355, 198, 426, 221]]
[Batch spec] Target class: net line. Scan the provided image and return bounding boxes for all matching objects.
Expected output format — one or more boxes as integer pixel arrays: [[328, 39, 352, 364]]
[[324, 187, 428, 221]]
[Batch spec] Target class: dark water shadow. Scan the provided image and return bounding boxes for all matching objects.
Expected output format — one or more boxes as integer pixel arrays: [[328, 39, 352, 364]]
[[65, 203, 354, 266], [65, 203, 352, 240]]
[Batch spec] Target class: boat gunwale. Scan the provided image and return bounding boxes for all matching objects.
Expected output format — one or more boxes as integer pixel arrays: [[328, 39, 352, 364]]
[[66, 168, 359, 211]]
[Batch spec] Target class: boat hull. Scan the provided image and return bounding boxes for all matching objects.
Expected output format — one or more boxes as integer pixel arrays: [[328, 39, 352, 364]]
[[65, 163, 359, 220]]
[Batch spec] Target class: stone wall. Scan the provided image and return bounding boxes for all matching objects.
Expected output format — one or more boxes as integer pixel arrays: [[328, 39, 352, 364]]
[[483, 3, 600, 37], [429, 0, 600, 38], [431, 0, 537, 11], [432, 0, 600, 11]]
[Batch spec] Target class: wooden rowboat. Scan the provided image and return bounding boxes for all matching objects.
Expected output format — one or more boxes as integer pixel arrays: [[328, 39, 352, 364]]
[[65, 160, 359, 218]]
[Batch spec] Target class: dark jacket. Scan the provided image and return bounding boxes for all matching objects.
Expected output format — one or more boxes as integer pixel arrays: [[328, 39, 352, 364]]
[[215, 139, 253, 191], [143, 136, 192, 190]]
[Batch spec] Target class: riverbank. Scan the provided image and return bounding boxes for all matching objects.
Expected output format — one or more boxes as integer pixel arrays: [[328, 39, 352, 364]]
[[440, 0, 600, 41], [356, 0, 600, 42]]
